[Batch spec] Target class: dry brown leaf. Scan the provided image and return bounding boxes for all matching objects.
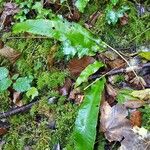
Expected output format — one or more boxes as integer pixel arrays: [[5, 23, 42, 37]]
[[13, 91, 23, 107], [0, 46, 21, 62], [106, 84, 117, 98], [59, 78, 72, 96], [0, 127, 7, 136], [130, 110, 142, 127], [69, 88, 84, 104], [120, 13, 128, 26], [119, 127, 150, 150], [68, 56, 95, 78], [124, 100, 145, 109], [100, 101, 131, 142], [107, 58, 125, 69], [0, 2, 19, 29]]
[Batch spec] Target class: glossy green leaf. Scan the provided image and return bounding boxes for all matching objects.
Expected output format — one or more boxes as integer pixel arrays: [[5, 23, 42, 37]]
[[74, 78, 105, 150], [111, 0, 119, 5], [0, 67, 9, 80], [26, 87, 39, 99], [13, 18, 105, 58], [74, 61, 104, 88], [0, 78, 12, 92], [139, 52, 150, 61], [13, 77, 33, 92], [75, 0, 90, 13]]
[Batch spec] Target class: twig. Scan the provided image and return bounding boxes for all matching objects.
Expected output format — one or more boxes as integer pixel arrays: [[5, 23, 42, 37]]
[[84, 63, 150, 90], [88, 41, 145, 89], [6, 36, 51, 39], [0, 99, 39, 119]]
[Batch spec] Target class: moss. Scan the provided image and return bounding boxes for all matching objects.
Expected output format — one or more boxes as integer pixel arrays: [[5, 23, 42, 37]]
[[2, 98, 77, 150], [85, 0, 150, 48]]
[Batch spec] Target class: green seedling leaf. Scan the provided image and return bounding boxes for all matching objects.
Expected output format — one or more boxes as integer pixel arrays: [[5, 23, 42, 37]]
[[26, 87, 38, 99], [0, 78, 12, 92], [13, 77, 33, 92], [117, 89, 135, 104], [0, 67, 9, 80], [74, 61, 104, 88], [111, 0, 119, 5], [106, 10, 118, 25], [13, 17, 105, 58], [75, 0, 90, 13], [74, 78, 105, 150], [138, 52, 150, 61]]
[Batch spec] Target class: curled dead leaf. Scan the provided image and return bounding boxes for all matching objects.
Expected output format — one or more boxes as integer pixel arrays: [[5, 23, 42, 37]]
[[68, 56, 95, 78], [130, 110, 142, 127], [100, 101, 131, 142], [0, 127, 7, 136], [59, 78, 72, 96], [106, 84, 117, 98], [124, 100, 145, 109], [0, 46, 21, 62], [119, 127, 150, 150], [0, 2, 19, 29], [13, 91, 23, 107]]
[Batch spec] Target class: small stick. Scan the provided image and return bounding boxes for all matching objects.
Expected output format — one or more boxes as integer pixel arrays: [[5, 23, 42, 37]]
[[84, 63, 150, 90], [0, 99, 39, 119]]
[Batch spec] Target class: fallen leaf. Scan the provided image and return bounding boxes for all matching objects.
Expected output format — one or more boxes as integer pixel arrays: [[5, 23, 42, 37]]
[[124, 100, 145, 109], [119, 127, 150, 150], [0, 46, 21, 62], [131, 89, 150, 100], [120, 13, 128, 26], [107, 58, 125, 69], [66, 9, 81, 22], [100, 101, 131, 142], [0, 127, 7, 136], [13, 91, 23, 107], [130, 110, 142, 127], [106, 84, 117, 98], [0, 2, 19, 29], [0, 40, 4, 49], [69, 88, 81, 100], [85, 11, 102, 29], [68, 56, 95, 78], [59, 78, 72, 96]]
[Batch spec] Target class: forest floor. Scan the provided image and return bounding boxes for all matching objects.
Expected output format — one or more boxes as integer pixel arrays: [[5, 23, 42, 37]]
[[0, 0, 150, 150]]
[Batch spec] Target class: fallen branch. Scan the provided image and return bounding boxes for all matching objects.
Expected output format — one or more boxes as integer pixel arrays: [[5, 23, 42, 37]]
[[84, 63, 150, 90], [0, 98, 39, 119], [90, 63, 150, 80]]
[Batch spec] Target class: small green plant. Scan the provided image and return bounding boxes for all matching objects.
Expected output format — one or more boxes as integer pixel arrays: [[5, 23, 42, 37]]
[[14, 0, 54, 22], [0, 67, 12, 92], [0, 67, 38, 99], [105, 0, 129, 25]]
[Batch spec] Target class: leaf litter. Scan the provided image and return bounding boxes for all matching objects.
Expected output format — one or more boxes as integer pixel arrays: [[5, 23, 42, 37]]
[[0, 0, 150, 149]]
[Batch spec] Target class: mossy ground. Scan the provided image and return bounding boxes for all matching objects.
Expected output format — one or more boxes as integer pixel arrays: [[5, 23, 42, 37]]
[[0, 36, 77, 149], [0, 0, 150, 149]]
